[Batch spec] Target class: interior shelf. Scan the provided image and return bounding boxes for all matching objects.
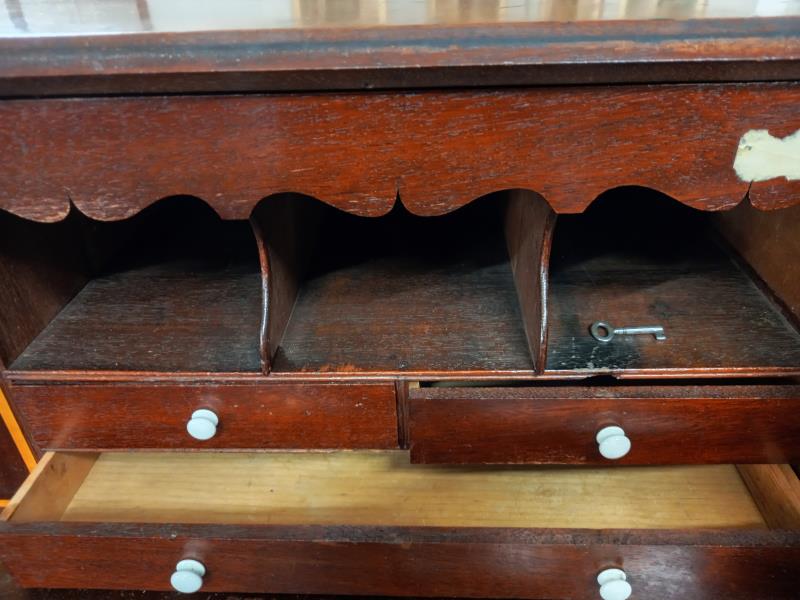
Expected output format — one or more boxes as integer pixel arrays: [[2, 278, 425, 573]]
[[4, 190, 800, 380], [543, 193, 800, 377], [8, 199, 263, 374], [268, 198, 534, 375]]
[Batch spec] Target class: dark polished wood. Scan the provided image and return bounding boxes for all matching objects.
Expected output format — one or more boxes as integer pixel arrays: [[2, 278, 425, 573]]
[[0, 559, 312, 600], [6, 189, 800, 381], [545, 194, 800, 378], [1, 523, 799, 599], [715, 202, 800, 320], [1, 4, 799, 96], [1, 85, 799, 225], [251, 195, 325, 373], [1, 5, 800, 597], [9, 383, 398, 453], [408, 383, 800, 465], [0, 422, 27, 499], [8, 205, 263, 375], [0, 359, 37, 468], [272, 200, 533, 375], [10, 259, 262, 374], [0, 211, 90, 369], [504, 191, 556, 374]]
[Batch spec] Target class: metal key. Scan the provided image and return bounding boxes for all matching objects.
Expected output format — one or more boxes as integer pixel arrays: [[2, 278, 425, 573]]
[[590, 321, 666, 343]]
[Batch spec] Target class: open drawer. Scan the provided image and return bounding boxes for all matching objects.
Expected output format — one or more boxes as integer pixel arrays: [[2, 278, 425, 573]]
[[1, 451, 800, 599], [408, 382, 800, 465]]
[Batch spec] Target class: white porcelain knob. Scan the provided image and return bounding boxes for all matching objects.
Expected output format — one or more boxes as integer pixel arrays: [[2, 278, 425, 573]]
[[186, 409, 218, 441], [596, 425, 631, 460], [170, 559, 206, 594], [597, 568, 632, 600]]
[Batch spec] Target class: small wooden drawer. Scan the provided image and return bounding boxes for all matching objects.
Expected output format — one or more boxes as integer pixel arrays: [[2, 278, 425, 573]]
[[10, 383, 398, 451], [408, 384, 800, 465], [1, 451, 799, 598]]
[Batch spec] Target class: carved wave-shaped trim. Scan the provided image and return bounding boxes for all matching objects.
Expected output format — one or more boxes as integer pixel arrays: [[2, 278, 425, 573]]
[[0, 181, 795, 224], [2, 84, 800, 223]]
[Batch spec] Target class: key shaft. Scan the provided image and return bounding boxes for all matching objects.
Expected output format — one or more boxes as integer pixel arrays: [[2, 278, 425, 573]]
[[590, 321, 666, 342]]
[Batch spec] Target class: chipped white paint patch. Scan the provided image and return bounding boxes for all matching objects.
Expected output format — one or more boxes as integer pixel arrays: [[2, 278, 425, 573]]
[[734, 129, 800, 182]]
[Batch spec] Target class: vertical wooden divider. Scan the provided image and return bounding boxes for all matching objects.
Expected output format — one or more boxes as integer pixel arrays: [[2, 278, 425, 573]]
[[250, 195, 325, 373], [397, 381, 416, 449], [503, 190, 557, 374], [737, 465, 800, 529], [0, 210, 92, 369], [713, 202, 800, 320], [0, 209, 95, 468], [2, 452, 99, 522]]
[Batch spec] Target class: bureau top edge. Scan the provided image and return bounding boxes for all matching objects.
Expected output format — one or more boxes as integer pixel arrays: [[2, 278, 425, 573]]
[[1, 10, 800, 97]]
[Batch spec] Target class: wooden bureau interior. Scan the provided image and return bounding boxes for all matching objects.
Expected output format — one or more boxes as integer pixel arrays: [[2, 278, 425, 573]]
[[4, 188, 800, 380], [1, 5, 800, 598], [5, 198, 265, 375]]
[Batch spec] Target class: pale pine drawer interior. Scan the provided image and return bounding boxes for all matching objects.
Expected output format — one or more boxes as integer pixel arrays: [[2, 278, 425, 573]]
[[4, 451, 800, 530]]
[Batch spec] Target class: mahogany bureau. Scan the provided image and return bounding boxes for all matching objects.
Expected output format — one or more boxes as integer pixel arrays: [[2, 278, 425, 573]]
[[1, 2, 800, 599]]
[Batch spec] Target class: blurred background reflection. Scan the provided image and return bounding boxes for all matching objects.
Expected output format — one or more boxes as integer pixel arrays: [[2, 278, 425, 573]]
[[2, 0, 800, 35]]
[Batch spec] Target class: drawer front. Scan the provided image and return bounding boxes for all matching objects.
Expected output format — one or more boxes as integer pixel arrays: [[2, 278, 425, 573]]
[[2, 525, 799, 599], [408, 385, 800, 464], [11, 383, 397, 451], [3, 451, 798, 597]]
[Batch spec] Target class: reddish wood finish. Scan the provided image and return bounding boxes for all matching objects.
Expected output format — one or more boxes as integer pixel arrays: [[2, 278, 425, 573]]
[[10, 383, 398, 452], [545, 196, 800, 378], [1, 85, 799, 224], [1, 15, 799, 96], [6, 189, 799, 381], [0, 211, 90, 369], [0, 421, 27, 499], [251, 195, 325, 373], [9, 260, 263, 375], [715, 202, 800, 321], [0, 360, 38, 466], [396, 381, 412, 450], [271, 200, 533, 375], [1, 9, 800, 596], [1, 524, 799, 599], [504, 191, 556, 373], [408, 384, 800, 465], [7, 206, 264, 376]]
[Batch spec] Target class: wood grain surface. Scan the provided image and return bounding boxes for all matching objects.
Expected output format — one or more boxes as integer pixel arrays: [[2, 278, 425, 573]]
[[0, 423, 27, 500], [271, 200, 533, 375], [8, 208, 263, 375], [4, 450, 797, 597], [10, 259, 262, 374], [738, 465, 800, 529], [49, 453, 762, 529], [1, 524, 799, 598], [9, 383, 398, 452], [2, 453, 96, 524], [0, 385, 36, 473], [715, 202, 800, 320], [0, 9, 799, 96], [1, 84, 799, 223], [0, 211, 90, 369], [545, 193, 800, 377], [504, 191, 556, 374], [251, 195, 325, 373], [408, 384, 800, 465]]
